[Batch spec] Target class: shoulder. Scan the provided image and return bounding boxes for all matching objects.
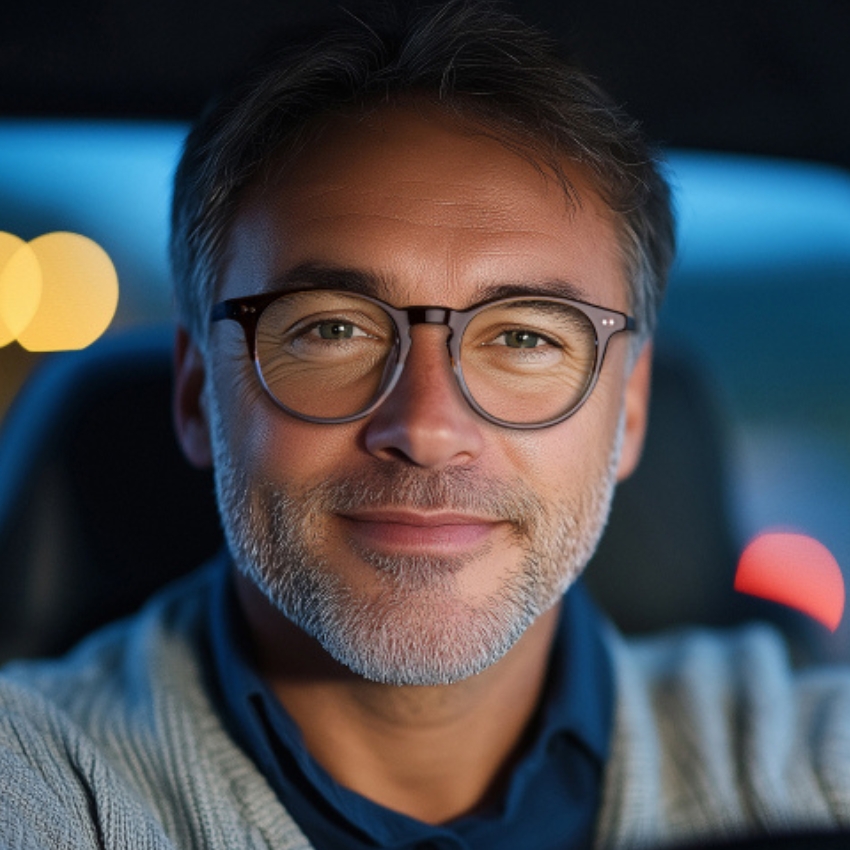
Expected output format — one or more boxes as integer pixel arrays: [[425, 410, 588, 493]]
[[598, 623, 850, 848], [0, 566, 217, 848], [0, 562, 217, 725], [612, 623, 850, 754], [0, 562, 309, 850]]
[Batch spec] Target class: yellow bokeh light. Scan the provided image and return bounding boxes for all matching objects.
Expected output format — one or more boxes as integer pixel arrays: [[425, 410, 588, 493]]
[[16, 232, 119, 352], [0, 232, 42, 348]]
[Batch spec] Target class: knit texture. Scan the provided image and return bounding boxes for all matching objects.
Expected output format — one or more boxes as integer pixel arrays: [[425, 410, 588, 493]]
[[598, 625, 850, 848], [3, 565, 850, 849]]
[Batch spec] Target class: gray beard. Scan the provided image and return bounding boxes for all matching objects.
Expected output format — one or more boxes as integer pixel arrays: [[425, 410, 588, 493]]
[[210, 407, 621, 686]]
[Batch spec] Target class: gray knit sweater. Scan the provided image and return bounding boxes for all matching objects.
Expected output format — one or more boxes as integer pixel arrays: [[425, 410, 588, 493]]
[[3, 566, 850, 850]]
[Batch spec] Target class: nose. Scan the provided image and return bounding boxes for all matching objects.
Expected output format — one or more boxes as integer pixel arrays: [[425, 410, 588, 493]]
[[363, 324, 485, 468]]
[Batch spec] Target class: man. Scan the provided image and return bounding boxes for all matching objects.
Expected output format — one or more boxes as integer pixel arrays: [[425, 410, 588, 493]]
[[3, 3, 850, 849]]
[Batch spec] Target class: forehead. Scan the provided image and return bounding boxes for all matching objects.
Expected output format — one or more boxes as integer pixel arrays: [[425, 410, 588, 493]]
[[222, 103, 628, 310]]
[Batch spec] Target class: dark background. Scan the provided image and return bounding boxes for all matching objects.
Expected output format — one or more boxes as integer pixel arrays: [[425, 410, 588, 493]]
[[2, 0, 849, 170]]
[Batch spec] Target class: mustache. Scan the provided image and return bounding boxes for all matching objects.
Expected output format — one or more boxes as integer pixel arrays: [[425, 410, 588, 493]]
[[288, 464, 544, 531]]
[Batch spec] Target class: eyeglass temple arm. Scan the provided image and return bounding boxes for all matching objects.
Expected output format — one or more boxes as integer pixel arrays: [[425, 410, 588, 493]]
[[210, 299, 261, 356]]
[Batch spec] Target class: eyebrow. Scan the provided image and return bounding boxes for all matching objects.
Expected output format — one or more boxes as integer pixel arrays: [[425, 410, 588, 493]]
[[266, 262, 591, 306], [471, 279, 590, 304], [266, 263, 388, 298]]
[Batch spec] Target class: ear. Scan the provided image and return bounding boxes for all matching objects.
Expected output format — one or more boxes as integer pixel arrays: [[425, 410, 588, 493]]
[[173, 325, 213, 469], [615, 342, 653, 482]]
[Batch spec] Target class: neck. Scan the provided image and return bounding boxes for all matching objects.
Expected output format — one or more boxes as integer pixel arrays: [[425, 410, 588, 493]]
[[235, 571, 562, 824]]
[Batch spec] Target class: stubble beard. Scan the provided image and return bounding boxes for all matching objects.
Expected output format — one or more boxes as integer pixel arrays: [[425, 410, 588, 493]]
[[210, 406, 622, 687]]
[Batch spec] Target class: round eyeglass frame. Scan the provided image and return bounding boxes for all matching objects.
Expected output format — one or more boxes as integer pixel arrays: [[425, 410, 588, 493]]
[[211, 288, 636, 429]]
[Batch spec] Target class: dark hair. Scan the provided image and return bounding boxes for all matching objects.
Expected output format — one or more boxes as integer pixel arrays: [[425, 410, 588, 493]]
[[170, 0, 675, 347]]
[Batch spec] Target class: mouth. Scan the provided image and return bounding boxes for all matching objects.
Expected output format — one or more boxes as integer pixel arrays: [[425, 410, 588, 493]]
[[337, 509, 502, 554]]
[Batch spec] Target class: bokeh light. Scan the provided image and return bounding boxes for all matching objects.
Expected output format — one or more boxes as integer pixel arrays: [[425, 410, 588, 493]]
[[0, 231, 118, 351], [0, 233, 42, 347], [735, 530, 845, 631]]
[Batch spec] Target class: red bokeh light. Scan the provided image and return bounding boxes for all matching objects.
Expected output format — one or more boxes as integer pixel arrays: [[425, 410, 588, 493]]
[[735, 530, 845, 631]]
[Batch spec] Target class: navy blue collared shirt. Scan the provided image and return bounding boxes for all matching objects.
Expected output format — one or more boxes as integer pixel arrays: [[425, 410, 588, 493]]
[[209, 557, 613, 850]]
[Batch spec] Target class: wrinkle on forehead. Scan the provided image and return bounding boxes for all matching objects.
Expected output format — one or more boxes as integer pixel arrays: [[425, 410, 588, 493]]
[[267, 173, 598, 261], [257, 100, 585, 214], [290, 202, 577, 241], [258, 259, 592, 309]]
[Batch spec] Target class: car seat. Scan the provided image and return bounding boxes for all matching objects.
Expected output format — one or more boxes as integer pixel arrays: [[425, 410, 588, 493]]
[[0, 327, 220, 661]]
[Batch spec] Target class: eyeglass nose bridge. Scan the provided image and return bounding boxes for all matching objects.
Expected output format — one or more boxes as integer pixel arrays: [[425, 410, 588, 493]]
[[388, 302, 464, 365], [406, 306, 453, 326], [381, 304, 464, 400]]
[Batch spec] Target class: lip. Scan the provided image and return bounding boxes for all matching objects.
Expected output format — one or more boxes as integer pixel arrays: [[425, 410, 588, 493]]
[[337, 509, 501, 553]]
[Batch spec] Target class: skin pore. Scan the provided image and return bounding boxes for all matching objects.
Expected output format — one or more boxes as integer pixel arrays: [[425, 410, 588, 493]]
[[174, 102, 652, 823]]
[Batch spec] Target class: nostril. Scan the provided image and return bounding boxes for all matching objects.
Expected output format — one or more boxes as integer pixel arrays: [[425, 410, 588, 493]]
[[380, 445, 417, 464]]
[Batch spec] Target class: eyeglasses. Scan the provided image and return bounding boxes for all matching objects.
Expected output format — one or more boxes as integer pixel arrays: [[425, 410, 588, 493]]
[[211, 288, 636, 429]]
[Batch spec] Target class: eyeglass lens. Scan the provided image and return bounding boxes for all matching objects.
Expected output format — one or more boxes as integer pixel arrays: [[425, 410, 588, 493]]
[[254, 290, 598, 425]]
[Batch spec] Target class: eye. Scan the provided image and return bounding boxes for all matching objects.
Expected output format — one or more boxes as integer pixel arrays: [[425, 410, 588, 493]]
[[291, 316, 378, 345], [495, 329, 554, 349], [314, 320, 367, 340], [279, 313, 388, 362]]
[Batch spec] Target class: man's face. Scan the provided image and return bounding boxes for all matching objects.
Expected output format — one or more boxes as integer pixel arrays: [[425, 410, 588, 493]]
[[184, 104, 650, 686]]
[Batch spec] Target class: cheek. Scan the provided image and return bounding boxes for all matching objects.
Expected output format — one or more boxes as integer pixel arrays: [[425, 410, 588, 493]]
[[270, 422, 359, 482], [235, 402, 364, 490], [496, 375, 626, 502], [501, 426, 604, 504]]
